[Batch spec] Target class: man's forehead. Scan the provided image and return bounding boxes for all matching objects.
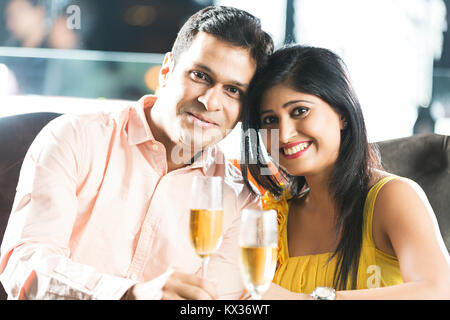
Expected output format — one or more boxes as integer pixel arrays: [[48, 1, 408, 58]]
[[181, 32, 254, 62], [176, 32, 256, 83]]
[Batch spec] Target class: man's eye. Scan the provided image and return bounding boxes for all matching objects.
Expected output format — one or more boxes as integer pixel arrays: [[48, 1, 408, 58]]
[[292, 107, 309, 117], [262, 116, 278, 125], [226, 86, 241, 97], [191, 71, 209, 82]]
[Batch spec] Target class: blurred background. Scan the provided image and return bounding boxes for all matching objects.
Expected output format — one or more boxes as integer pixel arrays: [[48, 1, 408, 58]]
[[0, 0, 449, 156]]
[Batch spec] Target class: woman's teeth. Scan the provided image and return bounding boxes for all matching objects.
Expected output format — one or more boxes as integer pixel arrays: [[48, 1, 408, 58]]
[[283, 142, 310, 155]]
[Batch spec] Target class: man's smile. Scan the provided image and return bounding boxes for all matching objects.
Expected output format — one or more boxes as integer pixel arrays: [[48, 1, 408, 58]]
[[186, 112, 219, 128]]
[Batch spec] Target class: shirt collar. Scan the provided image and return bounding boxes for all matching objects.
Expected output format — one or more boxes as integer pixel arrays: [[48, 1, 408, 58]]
[[189, 145, 221, 176], [127, 95, 157, 146]]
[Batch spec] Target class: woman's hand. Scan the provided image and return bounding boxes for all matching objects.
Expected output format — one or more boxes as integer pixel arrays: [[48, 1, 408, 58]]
[[262, 283, 310, 300]]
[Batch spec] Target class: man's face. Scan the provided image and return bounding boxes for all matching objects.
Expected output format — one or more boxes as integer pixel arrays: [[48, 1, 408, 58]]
[[154, 32, 257, 152]]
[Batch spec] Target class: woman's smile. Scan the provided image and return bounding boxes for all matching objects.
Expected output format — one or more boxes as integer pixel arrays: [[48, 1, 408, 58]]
[[280, 141, 313, 159]]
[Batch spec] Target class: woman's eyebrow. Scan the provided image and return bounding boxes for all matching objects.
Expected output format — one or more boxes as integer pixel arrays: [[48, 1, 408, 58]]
[[260, 99, 314, 115], [260, 109, 273, 115], [282, 99, 314, 108]]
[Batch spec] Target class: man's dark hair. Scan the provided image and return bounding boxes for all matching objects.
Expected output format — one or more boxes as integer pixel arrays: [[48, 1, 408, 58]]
[[171, 6, 274, 69]]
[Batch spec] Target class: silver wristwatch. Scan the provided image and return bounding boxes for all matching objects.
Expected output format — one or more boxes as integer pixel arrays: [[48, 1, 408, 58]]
[[310, 286, 336, 300]]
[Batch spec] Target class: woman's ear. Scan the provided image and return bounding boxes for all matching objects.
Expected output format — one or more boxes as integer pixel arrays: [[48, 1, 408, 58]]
[[340, 115, 348, 130], [159, 52, 174, 88]]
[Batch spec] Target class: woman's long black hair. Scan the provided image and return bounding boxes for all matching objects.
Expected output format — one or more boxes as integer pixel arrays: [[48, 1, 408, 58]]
[[241, 45, 382, 290]]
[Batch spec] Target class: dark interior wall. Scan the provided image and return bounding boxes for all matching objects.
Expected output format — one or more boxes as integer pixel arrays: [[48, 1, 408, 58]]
[[435, 0, 450, 68], [0, 0, 212, 53]]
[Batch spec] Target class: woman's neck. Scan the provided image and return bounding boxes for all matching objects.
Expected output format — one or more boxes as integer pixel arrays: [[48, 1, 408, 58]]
[[302, 173, 337, 219]]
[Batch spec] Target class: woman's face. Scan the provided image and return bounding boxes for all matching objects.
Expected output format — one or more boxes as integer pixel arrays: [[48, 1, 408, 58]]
[[260, 83, 345, 177]]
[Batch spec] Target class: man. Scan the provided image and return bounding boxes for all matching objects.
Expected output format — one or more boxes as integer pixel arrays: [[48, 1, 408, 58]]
[[0, 6, 273, 300]]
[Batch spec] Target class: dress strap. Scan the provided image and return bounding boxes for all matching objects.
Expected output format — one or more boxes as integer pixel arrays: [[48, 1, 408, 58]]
[[362, 175, 399, 245]]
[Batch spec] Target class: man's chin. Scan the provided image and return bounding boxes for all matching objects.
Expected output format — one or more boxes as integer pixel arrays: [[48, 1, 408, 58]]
[[180, 129, 225, 149], [184, 139, 221, 151]]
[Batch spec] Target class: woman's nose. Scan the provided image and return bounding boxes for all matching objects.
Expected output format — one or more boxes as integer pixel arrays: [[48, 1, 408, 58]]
[[279, 118, 298, 144]]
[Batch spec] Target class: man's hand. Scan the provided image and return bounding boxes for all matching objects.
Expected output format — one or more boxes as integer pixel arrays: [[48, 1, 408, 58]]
[[161, 271, 218, 300], [123, 271, 218, 300]]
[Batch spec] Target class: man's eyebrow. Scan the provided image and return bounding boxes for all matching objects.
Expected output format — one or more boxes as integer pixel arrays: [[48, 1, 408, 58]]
[[193, 63, 249, 89], [260, 100, 314, 115]]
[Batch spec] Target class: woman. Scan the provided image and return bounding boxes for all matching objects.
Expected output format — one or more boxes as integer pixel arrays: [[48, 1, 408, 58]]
[[240, 45, 450, 299]]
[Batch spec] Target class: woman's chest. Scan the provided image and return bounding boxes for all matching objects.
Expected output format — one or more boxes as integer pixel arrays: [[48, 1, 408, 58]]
[[286, 204, 339, 257]]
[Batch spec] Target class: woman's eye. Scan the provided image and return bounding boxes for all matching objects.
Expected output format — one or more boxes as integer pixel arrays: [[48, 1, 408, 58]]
[[292, 107, 309, 117], [262, 116, 278, 125]]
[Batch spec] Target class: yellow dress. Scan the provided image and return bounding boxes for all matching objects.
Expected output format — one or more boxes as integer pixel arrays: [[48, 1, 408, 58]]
[[262, 176, 403, 293]]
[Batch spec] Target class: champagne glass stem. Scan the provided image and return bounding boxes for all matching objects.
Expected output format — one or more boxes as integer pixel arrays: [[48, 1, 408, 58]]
[[201, 256, 210, 278]]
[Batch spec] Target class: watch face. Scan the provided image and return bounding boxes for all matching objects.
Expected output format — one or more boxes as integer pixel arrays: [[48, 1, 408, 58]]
[[313, 286, 336, 300], [316, 287, 331, 297]]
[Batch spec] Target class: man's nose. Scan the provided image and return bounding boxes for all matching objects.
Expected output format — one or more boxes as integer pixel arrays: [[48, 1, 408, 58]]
[[198, 85, 223, 112]]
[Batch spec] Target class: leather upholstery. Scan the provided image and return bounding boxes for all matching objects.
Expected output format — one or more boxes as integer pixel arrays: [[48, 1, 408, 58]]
[[377, 134, 450, 253], [0, 112, 61, 300]]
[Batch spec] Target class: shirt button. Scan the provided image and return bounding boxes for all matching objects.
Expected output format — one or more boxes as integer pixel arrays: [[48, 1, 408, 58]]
[[152, 144, 159, 151]]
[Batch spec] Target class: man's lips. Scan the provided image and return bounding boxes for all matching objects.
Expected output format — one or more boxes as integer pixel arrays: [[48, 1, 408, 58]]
[[279, 141, 313, 159], [186, 112, 218, 128]]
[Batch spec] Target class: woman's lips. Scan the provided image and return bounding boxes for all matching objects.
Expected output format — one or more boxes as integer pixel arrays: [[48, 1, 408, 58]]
[[280, 141, 312, 159], [186, 112, 218, 128]]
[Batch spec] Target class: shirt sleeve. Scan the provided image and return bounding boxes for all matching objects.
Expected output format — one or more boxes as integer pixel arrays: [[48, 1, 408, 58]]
[[0, 115, 143, 300]]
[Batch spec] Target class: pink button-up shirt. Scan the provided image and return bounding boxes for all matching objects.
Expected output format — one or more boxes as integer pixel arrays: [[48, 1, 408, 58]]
[[0, 95, 260, 299]]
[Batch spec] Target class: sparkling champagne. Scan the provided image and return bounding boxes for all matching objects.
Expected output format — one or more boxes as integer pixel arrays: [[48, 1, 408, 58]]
[[240, 245, 277, 293], [190, 209, 223, 258]]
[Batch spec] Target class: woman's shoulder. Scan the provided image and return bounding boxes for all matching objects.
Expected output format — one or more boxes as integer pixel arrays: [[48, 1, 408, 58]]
[[369, 170, 434, 256], [371, 170, 433, 229], [369, 170, 426, 202]]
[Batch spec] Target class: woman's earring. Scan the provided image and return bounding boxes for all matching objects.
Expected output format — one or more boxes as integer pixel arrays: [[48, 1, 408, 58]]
[[342, 120, 348, 130]]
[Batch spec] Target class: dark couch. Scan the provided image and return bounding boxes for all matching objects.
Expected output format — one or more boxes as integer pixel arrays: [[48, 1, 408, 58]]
[[0, 112, 448, 299], [0, 112, 61, 299], [376, 134, 450, 252]]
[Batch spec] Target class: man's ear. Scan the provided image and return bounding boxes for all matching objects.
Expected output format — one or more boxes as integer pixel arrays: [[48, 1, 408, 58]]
[[159, 52, 174, 88]]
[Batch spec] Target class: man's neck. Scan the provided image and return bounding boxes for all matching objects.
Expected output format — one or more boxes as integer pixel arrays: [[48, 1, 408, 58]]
[[145, 105, 200, 172]]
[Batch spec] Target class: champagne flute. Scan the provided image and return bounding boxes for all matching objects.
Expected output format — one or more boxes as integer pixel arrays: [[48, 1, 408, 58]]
[[189, 176, 223, 278], [239, 209, 278, 300]]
